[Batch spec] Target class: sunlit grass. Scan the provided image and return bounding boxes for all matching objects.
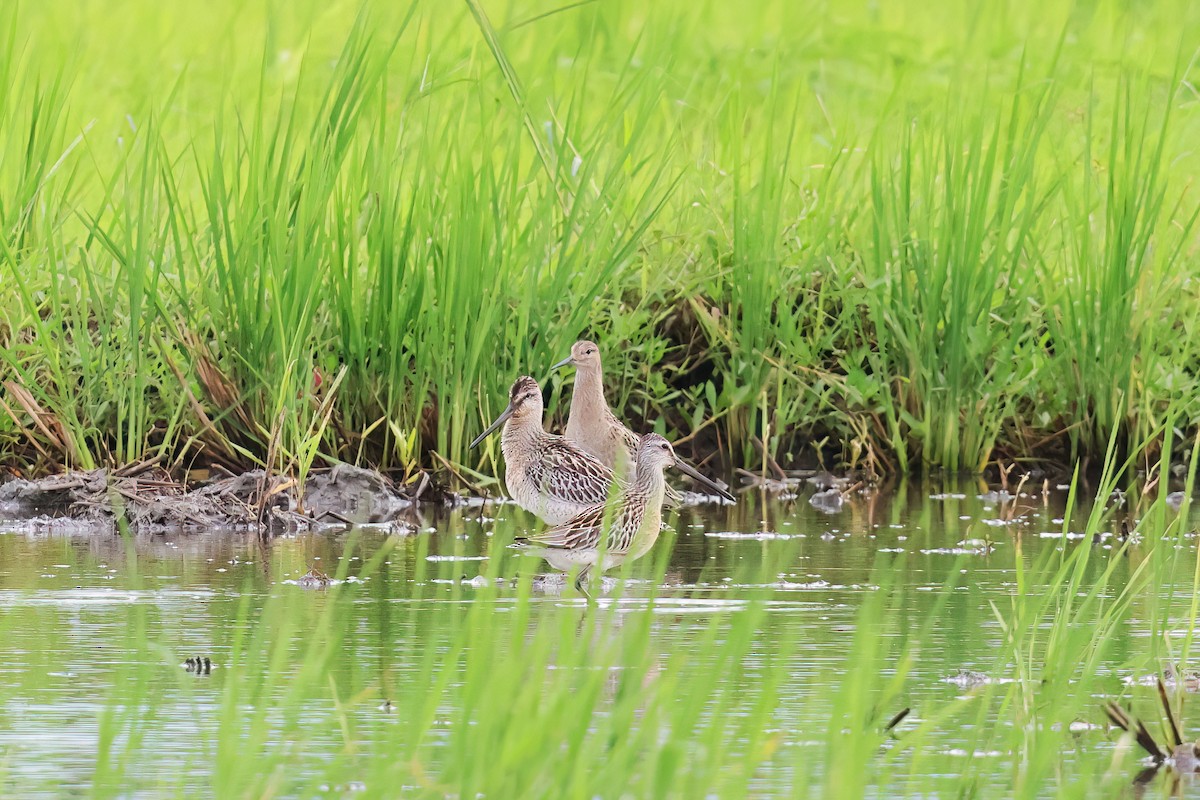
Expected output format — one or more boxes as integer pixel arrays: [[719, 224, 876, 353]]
[[0, 0, 1197, 481]]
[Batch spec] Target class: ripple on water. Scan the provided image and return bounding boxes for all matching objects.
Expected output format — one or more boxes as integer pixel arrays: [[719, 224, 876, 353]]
[[1037, 531, 1087, 540], [575, 597, 751, 614], [704, 531, 797, 540], [919, 547, 993, 555], [979, 517, 1026, 527], [0, 588, 216, 607], [4, 488, 1200, 795]]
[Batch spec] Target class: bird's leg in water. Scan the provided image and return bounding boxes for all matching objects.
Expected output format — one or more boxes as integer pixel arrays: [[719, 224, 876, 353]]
[[574, 566, 592, 598]]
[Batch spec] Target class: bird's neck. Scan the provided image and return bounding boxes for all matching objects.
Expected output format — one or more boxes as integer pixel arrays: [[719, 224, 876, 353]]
[[630, 467, 667, 555], [501, 411, 544, 452], [634, 463, 666, 502], [571, 365, 610, 417]]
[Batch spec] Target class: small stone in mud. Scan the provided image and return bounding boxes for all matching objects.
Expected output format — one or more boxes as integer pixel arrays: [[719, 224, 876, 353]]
[[297, 567, 331, 589], [806, 472, 851, 490], [183, 657, 213, 675], [303, 463, 414, 521], [941, 669, 1010, 688]]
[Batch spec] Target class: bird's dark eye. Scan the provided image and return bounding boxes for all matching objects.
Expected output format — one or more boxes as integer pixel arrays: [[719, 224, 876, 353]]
[[660, 443, 669, 450]]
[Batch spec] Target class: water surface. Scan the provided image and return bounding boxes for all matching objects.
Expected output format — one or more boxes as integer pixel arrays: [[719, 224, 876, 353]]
[[1, 481, 1197, 797]]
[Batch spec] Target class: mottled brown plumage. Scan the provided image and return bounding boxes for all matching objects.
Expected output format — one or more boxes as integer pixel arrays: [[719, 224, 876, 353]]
[[470, 376, 623, 525], [552, 340, 733, 504], [517, 434, 725, 594]]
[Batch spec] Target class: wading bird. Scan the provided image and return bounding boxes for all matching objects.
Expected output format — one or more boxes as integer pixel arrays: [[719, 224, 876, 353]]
[[552, 340, 730, 502], [471, 377, 735, 525], [470, 376, 624, 525], [551, 340, 639, 477], [515, 433, 722, 594]]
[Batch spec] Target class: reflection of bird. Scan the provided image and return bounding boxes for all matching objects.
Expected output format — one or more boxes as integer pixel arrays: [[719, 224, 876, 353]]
[[552, 340, 732, 503], [516, 434, 725, 595], [470, 376, 621, 525]]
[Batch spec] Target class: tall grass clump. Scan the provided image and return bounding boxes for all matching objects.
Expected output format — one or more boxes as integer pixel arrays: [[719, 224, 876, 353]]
[[859, 70, 1059, 472], [0, 0, 1197, 480], [1039, 69, 1200, 463]]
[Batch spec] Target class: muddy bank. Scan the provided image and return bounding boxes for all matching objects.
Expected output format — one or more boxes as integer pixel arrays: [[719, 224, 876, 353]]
[[6, 458, 1172, 536], [0, 463, 457, 532]]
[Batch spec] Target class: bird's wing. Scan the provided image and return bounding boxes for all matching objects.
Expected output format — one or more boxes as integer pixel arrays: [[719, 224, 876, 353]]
[[524, 504, 607, 550], [604, 501, 645, 553], [526, 439, 622, 506], [609, 414, 640, 455], [524, 499, 645, 554]]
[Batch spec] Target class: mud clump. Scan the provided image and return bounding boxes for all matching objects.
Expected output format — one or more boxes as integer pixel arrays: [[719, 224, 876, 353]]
[[303, 464, 415, 519], [296, 567, 332, 589], [0, 468, 227, 530], [0, 463, 454, 533]]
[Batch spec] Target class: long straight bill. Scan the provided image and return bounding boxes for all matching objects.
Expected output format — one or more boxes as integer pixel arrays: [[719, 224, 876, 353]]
[[673, 459, 736, 503], [469, 403, 515, 449]]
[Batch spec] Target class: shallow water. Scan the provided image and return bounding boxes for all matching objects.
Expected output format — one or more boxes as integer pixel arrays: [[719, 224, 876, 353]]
[[1, 481, 1198, 797]]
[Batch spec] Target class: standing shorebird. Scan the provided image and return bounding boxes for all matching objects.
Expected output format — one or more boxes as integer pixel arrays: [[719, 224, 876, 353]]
[[551, 340, 639, 478], [552, 340, 731, 502], [469, 376, 624, 525], [516, 433, 717, 594]]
